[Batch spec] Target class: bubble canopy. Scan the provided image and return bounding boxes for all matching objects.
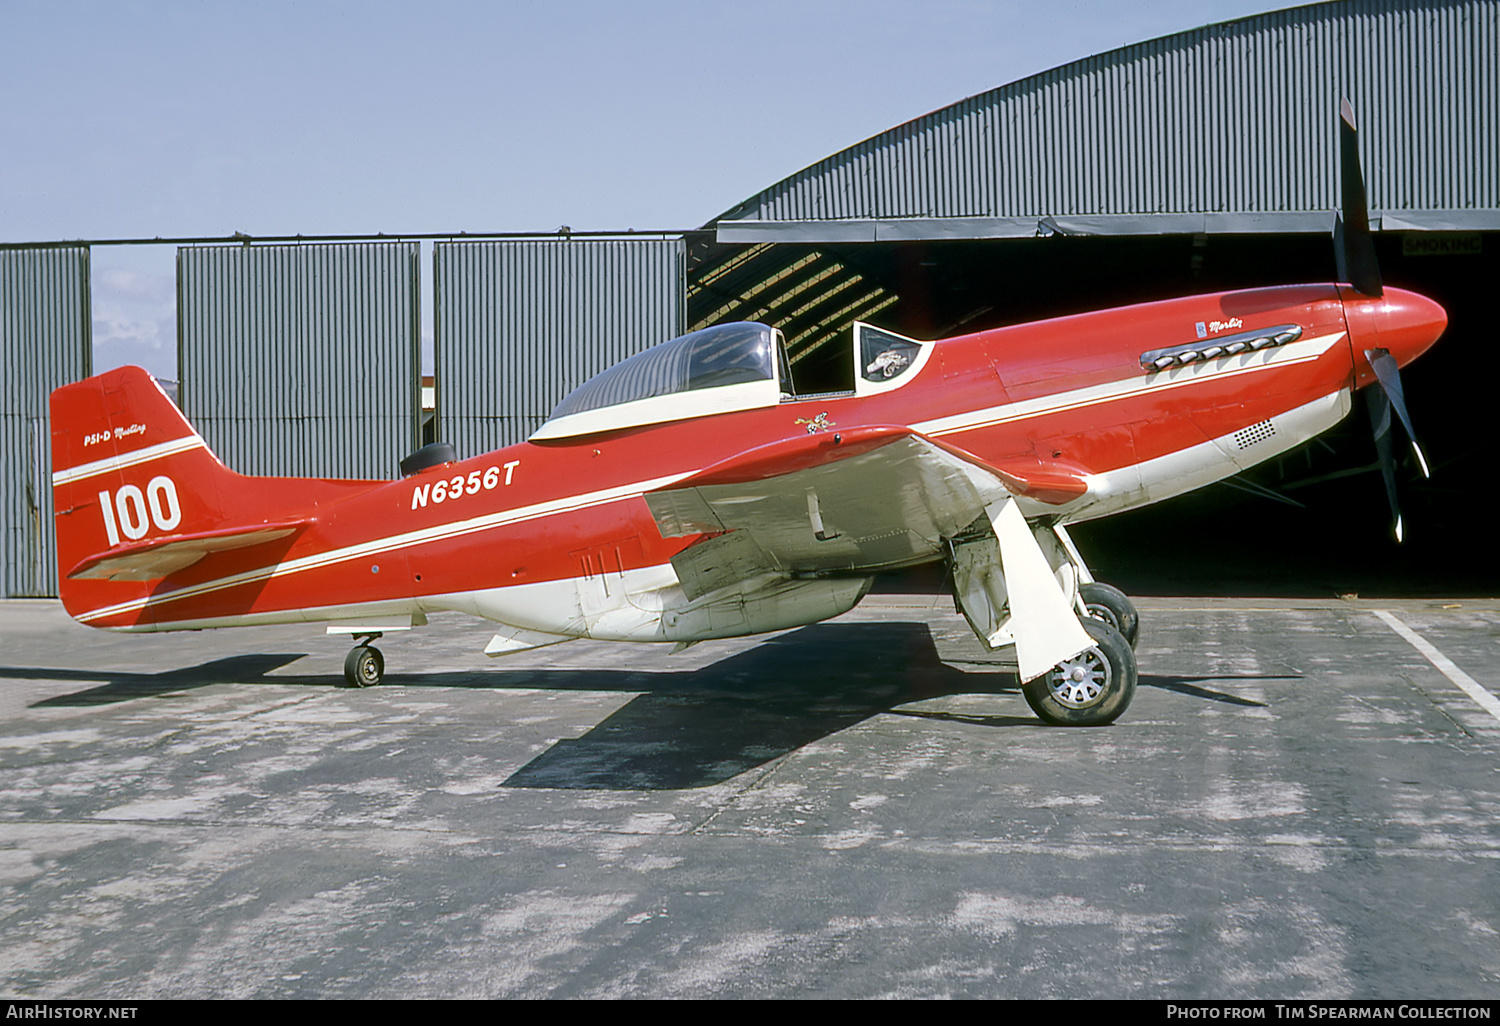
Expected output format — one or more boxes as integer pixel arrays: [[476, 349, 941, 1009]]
[[531, 322, 787, 440]]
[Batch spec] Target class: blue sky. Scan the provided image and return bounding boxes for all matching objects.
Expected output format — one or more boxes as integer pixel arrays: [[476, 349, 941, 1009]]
[[2, 0, 1290, 376]]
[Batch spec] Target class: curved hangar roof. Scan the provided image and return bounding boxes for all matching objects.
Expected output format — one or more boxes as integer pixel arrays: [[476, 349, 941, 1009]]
[[686, 0, 1498, 372]]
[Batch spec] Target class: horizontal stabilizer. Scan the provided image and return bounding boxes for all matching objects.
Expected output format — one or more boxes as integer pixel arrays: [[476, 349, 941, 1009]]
[[66, 519, 312, 582]]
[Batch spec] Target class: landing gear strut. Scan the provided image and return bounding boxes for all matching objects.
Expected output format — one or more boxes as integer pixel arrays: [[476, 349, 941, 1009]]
[[1049, 525, 1140, 650], [342, 632, 384, 687]]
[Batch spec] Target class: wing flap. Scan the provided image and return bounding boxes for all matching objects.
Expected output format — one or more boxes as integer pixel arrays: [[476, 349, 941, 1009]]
[[66, 519, 311, 582], [647, 488, 725, 538], [671, 529, 777, 601]]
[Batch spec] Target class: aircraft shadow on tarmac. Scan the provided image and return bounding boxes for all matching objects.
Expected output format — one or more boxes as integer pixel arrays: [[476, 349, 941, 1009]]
[[14, 654, 308, 707], [495, 622, 1008, 790], [4, 622, 1289, 790], [480, 628, 1283, 790]]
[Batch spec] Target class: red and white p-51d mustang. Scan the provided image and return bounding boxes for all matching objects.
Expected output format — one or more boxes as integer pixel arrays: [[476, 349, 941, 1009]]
[[48, 106, 1447, 725]]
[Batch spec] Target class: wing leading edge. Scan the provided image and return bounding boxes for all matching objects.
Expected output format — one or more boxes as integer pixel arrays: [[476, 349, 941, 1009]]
[[644, 427, 1094, 680]]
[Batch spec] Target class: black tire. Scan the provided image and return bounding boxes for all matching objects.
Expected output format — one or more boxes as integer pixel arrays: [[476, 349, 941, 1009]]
[[1079, 581, 1139, 648], [343, 645, 384, 688], [1022, 618, 1136, 726]]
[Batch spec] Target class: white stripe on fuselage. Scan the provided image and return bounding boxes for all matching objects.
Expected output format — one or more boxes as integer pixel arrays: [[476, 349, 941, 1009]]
[[914, 331, 1344, 437], [52, 436, 208, 486], [77, 471, 693, 624]]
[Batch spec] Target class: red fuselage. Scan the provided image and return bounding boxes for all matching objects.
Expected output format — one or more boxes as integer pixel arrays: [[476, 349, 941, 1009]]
[[53, 283, 1446, 634]]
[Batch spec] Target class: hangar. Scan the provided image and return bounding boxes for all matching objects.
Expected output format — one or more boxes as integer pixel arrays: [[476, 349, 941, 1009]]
[[681, 0, 1499, 594], [3, 0, 1497, 598]]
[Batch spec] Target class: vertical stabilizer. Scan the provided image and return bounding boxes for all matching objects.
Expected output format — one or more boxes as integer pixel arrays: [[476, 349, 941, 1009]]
[[49, 366, 381, 628], [50, 366, 233, 586]]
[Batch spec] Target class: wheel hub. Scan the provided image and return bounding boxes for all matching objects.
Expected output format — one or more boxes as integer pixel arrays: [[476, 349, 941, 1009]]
[[1046, 646, 1111, 708], [1085, 602, 1121, 631]]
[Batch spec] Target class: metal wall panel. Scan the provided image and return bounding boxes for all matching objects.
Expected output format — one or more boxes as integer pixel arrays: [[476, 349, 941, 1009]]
[[0, 246, 91, 597], [434, 239, 684, 455], [721, 0, 1499, 238], [178, 243, 420, 479]]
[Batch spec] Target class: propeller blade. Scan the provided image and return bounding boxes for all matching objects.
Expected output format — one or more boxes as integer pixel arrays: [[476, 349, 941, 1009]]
[[1365, 348, 1431, 478], [1365, 384, 1403, 542], [1334, 99, 1383, 297]]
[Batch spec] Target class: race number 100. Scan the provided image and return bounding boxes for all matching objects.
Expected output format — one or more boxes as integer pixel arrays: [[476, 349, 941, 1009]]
[[99, 476, 182, 545]]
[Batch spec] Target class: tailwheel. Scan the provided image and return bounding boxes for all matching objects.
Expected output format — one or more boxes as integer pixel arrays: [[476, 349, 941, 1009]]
[[1079, 581, 1139, 648], [343, 644, 384, 688], [1023, 618, 1136, 726]]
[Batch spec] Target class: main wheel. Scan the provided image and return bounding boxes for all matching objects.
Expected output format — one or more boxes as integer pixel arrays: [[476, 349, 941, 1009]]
[[1022, 618, 1136, 726], [343, 645, 384, 688], [1079, 581, 1139, 648]]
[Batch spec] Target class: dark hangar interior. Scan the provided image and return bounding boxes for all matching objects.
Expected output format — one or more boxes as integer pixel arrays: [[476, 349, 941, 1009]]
[[683, 0, 1499, 596]]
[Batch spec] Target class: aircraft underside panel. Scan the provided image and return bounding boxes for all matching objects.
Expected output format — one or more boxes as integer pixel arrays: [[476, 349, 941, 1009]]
[[433, 565, 874, 644], [105, 559, 875, 648]]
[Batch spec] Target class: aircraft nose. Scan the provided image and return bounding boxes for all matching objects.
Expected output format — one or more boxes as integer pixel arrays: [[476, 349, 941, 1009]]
[[1341, 286, 1448, 386]]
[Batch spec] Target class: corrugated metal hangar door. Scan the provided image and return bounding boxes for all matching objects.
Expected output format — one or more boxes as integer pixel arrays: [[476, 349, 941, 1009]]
[[1, 246, 91, 597], [434, 239, 685, 456], [177, 242, 422, 480]]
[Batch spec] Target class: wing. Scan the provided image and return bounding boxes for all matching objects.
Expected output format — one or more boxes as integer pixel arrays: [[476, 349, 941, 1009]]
[[646, 427, 1010, 581], [644, 426, 1094, 680]]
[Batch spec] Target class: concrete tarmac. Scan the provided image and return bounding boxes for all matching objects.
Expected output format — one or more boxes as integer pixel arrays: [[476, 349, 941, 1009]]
[[1, 595, 1498, 999]]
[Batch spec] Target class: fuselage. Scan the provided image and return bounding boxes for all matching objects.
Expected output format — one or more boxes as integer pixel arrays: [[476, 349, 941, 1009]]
[[55, 283, 1447, 639]]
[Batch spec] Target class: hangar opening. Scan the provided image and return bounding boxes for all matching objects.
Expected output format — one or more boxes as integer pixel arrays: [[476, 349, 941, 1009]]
[[682, 0, 1499, 596]]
